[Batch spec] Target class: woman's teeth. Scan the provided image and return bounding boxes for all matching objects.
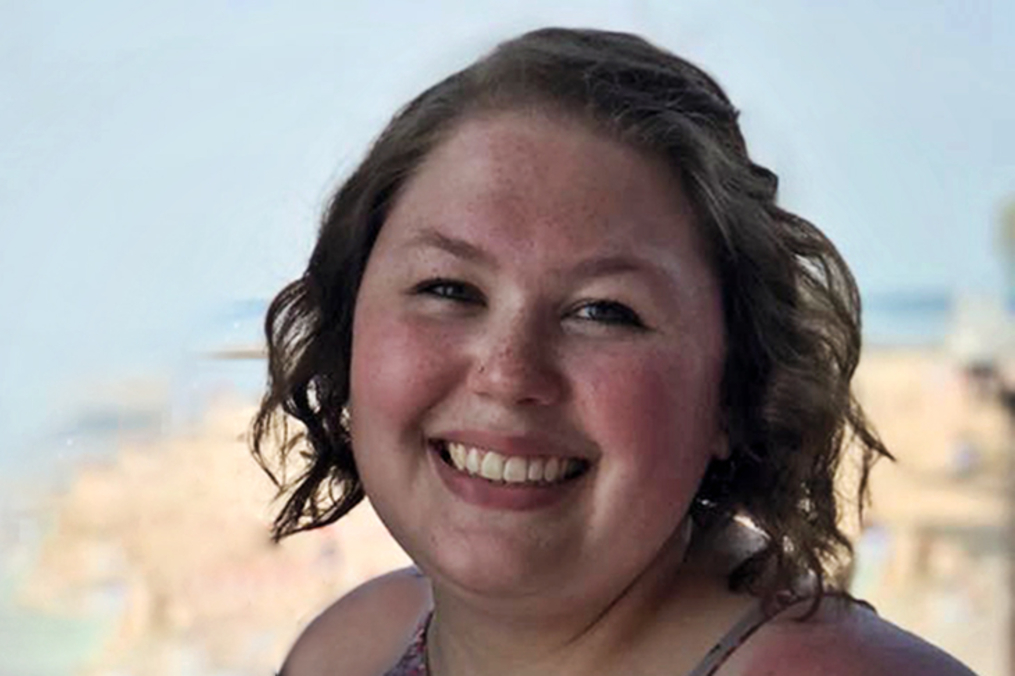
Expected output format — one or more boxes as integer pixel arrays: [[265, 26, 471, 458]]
[[444, 441, 584, 485]]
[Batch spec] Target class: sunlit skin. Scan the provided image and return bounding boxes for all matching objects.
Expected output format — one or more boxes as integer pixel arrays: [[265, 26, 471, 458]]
[[347, 109, 732, 673]]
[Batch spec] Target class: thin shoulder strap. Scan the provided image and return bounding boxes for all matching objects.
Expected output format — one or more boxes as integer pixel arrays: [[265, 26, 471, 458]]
[[683, 602, 776, 676], [686, 592, 872, 676]]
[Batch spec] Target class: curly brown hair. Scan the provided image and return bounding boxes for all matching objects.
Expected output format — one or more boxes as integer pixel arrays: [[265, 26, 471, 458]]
[[251, 27, 891, 609]]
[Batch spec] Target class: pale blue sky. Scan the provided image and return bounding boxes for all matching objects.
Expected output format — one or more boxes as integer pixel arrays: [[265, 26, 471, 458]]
[[1, 0, 1012, 477]]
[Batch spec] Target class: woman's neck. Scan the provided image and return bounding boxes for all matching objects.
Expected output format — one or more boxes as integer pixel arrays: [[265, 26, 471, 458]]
[[425, 523, 754, 676]]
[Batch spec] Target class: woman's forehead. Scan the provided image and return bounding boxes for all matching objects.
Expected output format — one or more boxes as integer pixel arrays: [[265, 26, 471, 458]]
[[388, 110, 703, 255]]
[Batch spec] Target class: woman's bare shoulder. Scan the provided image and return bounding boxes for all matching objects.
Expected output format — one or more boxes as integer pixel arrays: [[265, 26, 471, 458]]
[[724, 597, 976, 676], [279, 566, 433, 676]]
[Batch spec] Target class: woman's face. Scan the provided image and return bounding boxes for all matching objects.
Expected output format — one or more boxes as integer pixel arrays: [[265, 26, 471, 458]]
[[349, 110, 726, 604]]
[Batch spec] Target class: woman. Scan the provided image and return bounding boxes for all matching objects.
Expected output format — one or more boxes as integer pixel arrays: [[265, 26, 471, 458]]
[[252, 28, 974, 676]]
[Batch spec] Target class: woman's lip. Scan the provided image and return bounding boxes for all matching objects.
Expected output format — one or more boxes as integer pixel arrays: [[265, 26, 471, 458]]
[[429, 442, 585, 511], [431, 429, 589, 460]]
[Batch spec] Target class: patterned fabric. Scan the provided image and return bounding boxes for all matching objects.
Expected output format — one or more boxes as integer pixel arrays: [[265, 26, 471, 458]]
[[383, 611, 431, 676], [380, 601, 778, 676]]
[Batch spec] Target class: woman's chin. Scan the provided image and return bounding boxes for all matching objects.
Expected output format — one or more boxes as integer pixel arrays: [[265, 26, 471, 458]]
[[420, 547, 580, 604]]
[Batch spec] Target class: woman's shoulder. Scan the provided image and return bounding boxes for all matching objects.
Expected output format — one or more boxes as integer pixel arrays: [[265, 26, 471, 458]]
[[279, 566, 433, 676], [721, 595, 976, 676]]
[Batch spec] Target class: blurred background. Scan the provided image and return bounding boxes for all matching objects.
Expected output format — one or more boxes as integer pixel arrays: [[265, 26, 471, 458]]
[[1, 1, 1012, 674]]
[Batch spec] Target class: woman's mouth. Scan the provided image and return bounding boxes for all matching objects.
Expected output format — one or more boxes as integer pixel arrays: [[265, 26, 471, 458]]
[[430, 439, 589, 486]]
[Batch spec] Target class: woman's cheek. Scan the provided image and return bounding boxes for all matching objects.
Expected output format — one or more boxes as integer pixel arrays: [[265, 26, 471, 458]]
[[350, 310, 459, 424], [578, 349, 721, 476]]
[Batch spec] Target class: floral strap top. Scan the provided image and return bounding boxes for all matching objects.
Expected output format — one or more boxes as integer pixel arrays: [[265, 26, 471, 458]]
[[382, 599, 788, 676], [383, 611, 431, 676]]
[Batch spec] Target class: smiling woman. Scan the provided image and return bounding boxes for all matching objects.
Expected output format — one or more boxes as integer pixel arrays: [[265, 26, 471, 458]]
[[349, 109, 725, 604], [251, 27, 975, 676]]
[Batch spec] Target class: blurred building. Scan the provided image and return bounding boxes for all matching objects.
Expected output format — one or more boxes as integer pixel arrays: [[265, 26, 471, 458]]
[[850, 291, 1015, 676], [14, 396, 410, 675]]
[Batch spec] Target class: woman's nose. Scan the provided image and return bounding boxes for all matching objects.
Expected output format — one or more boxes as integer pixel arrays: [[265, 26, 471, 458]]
[[467, 316, 564, 407]]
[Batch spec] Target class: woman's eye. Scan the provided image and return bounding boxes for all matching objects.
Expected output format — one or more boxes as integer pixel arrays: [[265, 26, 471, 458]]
[[412, 278, 483, 304], [571, 300, 645, 328]]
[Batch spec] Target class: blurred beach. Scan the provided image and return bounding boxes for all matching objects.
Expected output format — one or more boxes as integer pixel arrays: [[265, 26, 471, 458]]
[[0, 293, 1012, 675]]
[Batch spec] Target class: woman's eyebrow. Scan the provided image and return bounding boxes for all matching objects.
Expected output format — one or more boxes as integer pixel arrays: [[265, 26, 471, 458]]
[[401, 228, 497, 268], [400, 227, 681, 291], [569, 254, 661, 280], [568, 253, 685, 299]]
